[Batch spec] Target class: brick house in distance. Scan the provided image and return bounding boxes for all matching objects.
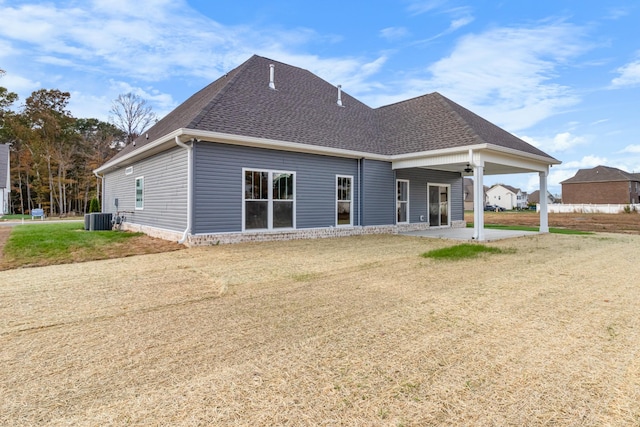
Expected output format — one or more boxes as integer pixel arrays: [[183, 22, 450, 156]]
[[561, 165, 640, 204]]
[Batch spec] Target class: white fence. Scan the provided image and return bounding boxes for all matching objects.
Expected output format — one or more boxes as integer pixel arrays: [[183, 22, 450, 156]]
[[537, 203, 640, 214]]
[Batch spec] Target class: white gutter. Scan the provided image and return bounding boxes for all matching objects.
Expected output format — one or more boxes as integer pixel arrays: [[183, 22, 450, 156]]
[[175, 136, 193, 244]]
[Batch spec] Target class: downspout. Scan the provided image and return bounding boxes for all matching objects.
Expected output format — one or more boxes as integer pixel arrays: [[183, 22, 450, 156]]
[[175, 136, 193, 244], [358, 158, 363, 226], [93, 171, 104, 212], [358, 157, 365, 227]]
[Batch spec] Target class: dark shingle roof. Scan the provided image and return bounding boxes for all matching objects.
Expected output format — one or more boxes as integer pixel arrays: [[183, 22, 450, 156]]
[[109, 54, 556, 163], [561, 165, 640, 184], [0, 144, 9, 189]]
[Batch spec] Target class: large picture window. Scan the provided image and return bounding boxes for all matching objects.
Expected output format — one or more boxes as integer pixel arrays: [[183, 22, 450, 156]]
[[397, 179, 409, 223], [336, 175, 353, 226], [244, 169, 295, 230], [135, 176, 144, 210]]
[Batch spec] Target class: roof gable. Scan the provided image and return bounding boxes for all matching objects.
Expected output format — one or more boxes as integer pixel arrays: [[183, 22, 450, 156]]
[[488, 184, 521, 195]]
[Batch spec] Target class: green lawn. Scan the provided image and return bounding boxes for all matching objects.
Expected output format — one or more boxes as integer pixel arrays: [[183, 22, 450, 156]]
[[1, 214, 31, 220], [466, 223, 592, 235], [2, 222, 143, 267], [421, 243, 514, 260]]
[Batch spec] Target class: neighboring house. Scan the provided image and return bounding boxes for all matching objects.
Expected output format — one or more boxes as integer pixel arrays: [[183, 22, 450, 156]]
[[486, 184, 528, 210], [0, 144, 10, 215], [561, 165, 640, 204], [528, 190, 560, 205], [95, 55, 559, 244], [463, 178, 489, 210], [463, 178, 474, 211]]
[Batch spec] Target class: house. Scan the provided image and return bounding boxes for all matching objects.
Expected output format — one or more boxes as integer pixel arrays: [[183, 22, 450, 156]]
[[0, 144, 10, 215], [463, 178, 489, 210], [486, 184, 528, 210], [561, 165, 640, 204], [463, 178, 474, 211], [528, 190, 559, 205], [95, 55, 559, 244]]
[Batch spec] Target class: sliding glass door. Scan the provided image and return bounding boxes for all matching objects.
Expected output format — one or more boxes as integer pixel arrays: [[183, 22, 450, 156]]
[[428, 184, 450, 227]]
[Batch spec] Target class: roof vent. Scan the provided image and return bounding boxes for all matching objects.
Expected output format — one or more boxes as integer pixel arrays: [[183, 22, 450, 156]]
[[337, 85, 344, 107], [269, 64, 276, 90]]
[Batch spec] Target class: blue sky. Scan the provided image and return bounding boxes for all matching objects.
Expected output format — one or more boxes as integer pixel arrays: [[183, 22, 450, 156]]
[[1, 0, 639, 195]]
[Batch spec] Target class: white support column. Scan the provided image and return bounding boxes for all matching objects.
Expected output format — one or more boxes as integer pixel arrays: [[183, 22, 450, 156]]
[[473, 163, 485, 241], [539, 169, 549, 233]]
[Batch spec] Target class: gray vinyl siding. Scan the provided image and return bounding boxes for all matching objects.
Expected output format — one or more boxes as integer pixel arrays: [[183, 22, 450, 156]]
[[361, 159, 395, 226], [396, 168, 463, 223], [103, 147, 188, 231], [193, 142, 360, 234]]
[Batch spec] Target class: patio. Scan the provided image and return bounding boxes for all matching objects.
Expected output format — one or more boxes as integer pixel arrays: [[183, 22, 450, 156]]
[[402, 227, 538, 241]]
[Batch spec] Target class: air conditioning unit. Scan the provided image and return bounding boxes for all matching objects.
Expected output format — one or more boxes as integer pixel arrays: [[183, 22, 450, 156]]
[[84, 213, 113, 231]]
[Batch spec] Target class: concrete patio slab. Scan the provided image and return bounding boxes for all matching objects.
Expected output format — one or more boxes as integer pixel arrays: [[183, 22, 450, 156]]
[[401, 227, 538, 241]]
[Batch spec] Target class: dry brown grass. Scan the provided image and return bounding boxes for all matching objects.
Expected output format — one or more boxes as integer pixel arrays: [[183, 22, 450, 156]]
[[473, 210, 640, 234], [1, 233, 639, 426]]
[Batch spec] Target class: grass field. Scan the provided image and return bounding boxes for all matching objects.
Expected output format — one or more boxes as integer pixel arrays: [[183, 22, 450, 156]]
[[0, 222, 183, 270], [1, 232, 639, 425]]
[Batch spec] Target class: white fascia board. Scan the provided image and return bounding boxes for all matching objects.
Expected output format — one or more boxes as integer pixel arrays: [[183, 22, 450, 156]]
[[94, 129, 186, 174], [94, 128, 389, 174], [484, 144, 561, 165], [185, 129, 388, 160]]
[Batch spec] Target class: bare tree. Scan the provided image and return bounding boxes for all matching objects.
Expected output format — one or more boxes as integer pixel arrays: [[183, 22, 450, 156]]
[[109, 93, 157, 146]]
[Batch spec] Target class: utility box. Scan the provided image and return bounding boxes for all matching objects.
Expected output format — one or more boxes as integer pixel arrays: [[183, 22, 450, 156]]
[[84, 213, 113, 231]]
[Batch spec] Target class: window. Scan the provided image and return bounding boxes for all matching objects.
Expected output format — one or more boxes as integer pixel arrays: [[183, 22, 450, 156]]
[[243, 169, 295, 230], [135, 176, 144, 209], [336, 175, 353, 226], [397, 179, 409, 223]]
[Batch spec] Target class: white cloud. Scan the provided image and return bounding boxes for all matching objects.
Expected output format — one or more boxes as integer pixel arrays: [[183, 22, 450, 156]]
[[407, 0, 448, 15], [380, 27, 409, 41], [551, 132, 587, 151], [402, 22, 590, 131], [519, 131, 588, 153], [618, 144, 640, 154], [611, 60, 640, 87], [449, 15, 474, 31], [0, 72, 40, 96], [561, 155, 608, 169]]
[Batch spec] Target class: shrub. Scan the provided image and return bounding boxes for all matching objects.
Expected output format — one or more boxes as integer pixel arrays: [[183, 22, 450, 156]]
[[89, 198, 101, 213]]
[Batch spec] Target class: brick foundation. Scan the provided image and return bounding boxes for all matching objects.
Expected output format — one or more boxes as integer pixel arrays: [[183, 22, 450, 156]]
[[120, 220, 466, 247]]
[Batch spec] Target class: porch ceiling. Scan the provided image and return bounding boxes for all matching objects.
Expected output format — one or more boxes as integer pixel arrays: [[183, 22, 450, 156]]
[[416, 161, 546, 176]]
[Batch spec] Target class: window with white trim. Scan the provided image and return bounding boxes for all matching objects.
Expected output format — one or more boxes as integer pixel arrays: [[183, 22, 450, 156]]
[[336, 175, 353, 226], [135, 176, 144, 209], [243, 169, 295, 230], [397, 179, 409, 223]]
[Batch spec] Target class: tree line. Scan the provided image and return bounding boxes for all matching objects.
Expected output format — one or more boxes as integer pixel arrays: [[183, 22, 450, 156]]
[[0, 68, 157, 216]]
